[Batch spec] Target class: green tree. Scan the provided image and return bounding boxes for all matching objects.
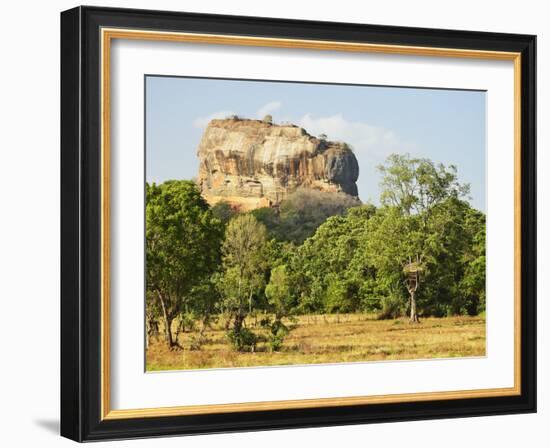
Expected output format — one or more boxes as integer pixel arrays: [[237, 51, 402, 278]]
[[264, 265, 296, 351], [217, 214, 268, 351], [211, 200, 237, 225], [253, 189, 360, 244], [378, 153, 470, 216], [187, 278, 220, 349], [374, 154, 472, 322], [296, 205, 377, 314], [145, 180, 223, 348], [459, 207, 486, 315], [145, 291, 161, 349], [250, 206, 280, 236], [417, 198, 485, 316], [265, 265, 292, 316], [366, 197, 485, 321], [324, 274, 352, 313], [366, 207, 423, 321]]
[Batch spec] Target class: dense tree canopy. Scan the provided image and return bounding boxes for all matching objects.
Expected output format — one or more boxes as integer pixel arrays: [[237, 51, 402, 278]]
[[252, 188, 360, 244], [145, 154, 486, 351], [374, 153, 472, 321]]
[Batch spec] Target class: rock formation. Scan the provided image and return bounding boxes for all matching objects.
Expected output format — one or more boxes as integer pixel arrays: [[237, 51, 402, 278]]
[[197, 117, 359, 210]]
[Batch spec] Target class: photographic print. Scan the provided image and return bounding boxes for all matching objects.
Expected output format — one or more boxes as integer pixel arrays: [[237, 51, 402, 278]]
[[61, 9, 536, 440], [145, 76, 487, 371]]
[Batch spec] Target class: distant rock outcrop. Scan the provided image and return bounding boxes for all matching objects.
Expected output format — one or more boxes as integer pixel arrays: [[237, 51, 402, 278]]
[[197, 117, 359, 210]]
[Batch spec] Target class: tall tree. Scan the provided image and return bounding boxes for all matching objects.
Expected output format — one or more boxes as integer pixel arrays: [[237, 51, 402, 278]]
[[146, 181, 223, 348], [295, 204, 377, 314], [217, 214, 268, 351], [375, 154, 471, 322], [366, 198, 485, 321], [378, 153, 470, 216], [366, 207, 423, 321]]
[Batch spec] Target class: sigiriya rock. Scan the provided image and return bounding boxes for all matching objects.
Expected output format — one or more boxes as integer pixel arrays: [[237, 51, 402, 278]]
[[197, 116, 359, 210]]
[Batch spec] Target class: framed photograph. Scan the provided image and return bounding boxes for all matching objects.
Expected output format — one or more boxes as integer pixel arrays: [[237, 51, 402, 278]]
[[60, 6, 536, 441]]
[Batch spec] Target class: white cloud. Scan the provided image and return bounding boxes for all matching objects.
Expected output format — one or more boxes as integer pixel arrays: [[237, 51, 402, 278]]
[[192, 110, 236, 128], [192, 109, 413, 163], [297, 113, 415, 159], [256, 101, 282, 119]]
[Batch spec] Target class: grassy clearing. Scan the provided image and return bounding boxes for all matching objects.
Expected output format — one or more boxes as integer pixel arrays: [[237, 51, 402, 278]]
[[146, 314, 486, 371]]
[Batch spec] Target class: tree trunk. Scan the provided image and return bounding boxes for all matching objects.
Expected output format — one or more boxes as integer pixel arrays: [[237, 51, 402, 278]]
[[234, 314, 244, 334], [157, 292, 176, 347], [164, 316, 175, 347], [166, 316, 175, 345], [199, 316, 208, 338], [409, 291, 419, 323]]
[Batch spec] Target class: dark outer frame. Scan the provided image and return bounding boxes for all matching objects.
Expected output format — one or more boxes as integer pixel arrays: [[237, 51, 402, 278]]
[[61, 5, 536, 442]]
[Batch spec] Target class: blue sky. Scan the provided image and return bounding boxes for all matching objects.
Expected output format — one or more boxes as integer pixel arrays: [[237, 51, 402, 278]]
[[146, 76, 486, 211]]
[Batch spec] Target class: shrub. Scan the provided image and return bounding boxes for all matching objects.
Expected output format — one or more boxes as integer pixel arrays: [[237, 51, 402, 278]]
[[260, 318, 291, 352], [378, 295, 406, 320], [227, 327, 258, 352], [189, 334, 207, 351]]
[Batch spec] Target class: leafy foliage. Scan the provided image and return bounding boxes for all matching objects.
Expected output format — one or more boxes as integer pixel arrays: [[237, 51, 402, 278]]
[[145, 180, 223, 347], [211, 200, 237, 225], [227, 327, 258, 352], [264, 265, 297, 351], [145, 154, 486, 353], [253, 188, 360, 244], [378, 294, 407, 320], [378, 153, 470, 215], [216, 214, 269, 350]]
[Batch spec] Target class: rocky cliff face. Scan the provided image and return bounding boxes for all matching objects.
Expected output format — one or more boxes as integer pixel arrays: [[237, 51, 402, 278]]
[[197, 118, 359, 210]]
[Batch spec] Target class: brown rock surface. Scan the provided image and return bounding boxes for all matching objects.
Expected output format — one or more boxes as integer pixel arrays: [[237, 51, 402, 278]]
[[197, 118, 359, 210]]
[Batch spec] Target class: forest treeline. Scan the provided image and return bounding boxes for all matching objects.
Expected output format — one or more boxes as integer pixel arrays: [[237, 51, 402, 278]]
[[146, 154, 486, 352]]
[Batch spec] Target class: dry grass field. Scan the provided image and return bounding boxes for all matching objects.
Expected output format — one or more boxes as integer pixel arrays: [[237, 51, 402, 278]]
[[146, 314, 486, 371]]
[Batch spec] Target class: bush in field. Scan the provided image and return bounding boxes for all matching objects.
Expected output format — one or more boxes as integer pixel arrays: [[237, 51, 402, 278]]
[[378, 294, 406, 320], [227, 327, 258, 352], [266, 320, 289, 352]]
